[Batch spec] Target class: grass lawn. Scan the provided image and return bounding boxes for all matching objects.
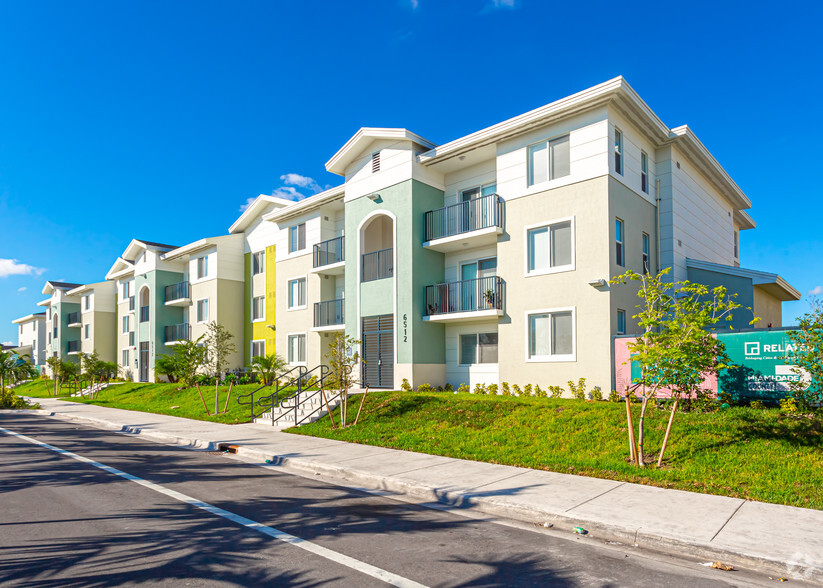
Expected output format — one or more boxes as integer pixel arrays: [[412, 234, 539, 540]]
[[289, 391, 823, 510], [13, 379, 286, 425]]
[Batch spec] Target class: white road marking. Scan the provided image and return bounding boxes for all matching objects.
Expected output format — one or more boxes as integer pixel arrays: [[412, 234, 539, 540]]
[[0, 426, 428, 588]]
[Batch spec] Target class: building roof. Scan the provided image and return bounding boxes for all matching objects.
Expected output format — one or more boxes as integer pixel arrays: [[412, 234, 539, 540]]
[[685, 258, 801, 301], [229, 195, 295, 234], [67, 281, 111, 296], [41, 281, 83, 296], [262, 184, 346, 224], [12, 312, 46, 324], [161, 234, 241, 261], [136, 239, 179, 250], [325, 128, 437, 176]]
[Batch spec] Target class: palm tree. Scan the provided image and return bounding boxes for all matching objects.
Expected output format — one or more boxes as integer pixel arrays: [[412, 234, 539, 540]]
[[249, 353, 286, 386], [0, 351, 36, 391]]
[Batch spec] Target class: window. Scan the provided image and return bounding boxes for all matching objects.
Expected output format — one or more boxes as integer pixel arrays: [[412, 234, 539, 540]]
[[733, 230, 739, 260], [196, 298, 209, 323], [640, 151, 649, 193], [615, 218, 625, 267], [527, 219, 573, 274], [122, 349, 129, 367], [460, 333, 499, 365], [642, 232, 650, 274], [617, 309, 626, 335], [252, 251, 265, 275], [251, 340, 265, 359], [122, 315, 130, 334], [19, 325, 23, 335], [252, 295, 265, 320], [527, 135, 570, 186], [32, 322, 36, 332], [288, 334, 306, 364], [289, 223, 306, 253], [84, 324, 90, 340], [288, 278, 306, 309], [121, 281, 132, 300], [372, 151, 381, 173], [527, 309, 575, 361], [196, 255, 209, 279], [614, 128, 623, 175], [460, 183, 497, 201]]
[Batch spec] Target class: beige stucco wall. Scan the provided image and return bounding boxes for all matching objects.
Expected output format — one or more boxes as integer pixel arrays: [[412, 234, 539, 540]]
[[216, 278, 245, 371], [275, 252, 325, 368], [753, 286, 783, 328]]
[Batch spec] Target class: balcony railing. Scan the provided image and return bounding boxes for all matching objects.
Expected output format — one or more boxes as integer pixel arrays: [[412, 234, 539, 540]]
[[424, 193, 504, 242], [425, 276, 504, 316], [313, 236, 344, 268], [129, 331, 135, 347], [164, 323, 191, 343], [165, 281, 190, 303], [314, 299, 344, 327], [67, 312, 80, 326], [129, 296, 135, 311], [361, 248, 393, 282], [67, 340, 81, 353], [139, 306, 150, 323]]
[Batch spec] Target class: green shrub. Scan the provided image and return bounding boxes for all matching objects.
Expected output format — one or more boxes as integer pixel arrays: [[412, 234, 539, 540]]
[[444, 383, 454, 392], [457, 383, 470, 394], [416, 383, 434, 393], [549, 385, 564, 398], [591, 386, 603, 401], [474, 383, 487, 395], [436, 385, 444, 392], [608, 389, 621, 402], [779, 397, 798, 413], [487, 383, 498, 395], [534, 385, 546, 398], [749, 400, 766, 410], [401, 378, 412, 392], [523, 384, 533, 397], [512, 384, 522, 396], [501, 382, 511, 396], [568, 378, 587, 400], [0, 388, 40, 410]]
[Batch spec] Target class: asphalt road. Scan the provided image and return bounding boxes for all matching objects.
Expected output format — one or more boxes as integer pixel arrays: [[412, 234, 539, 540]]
[[0, 414, 794, 587]]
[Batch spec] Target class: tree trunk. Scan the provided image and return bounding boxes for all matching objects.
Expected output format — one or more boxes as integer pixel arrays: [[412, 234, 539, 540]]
[[353, 386, 369, 426], [625, 392, 637, 464], [195, 384, 212, 416], [222, 382, 234, 414], [657, 398, 679, 468], [637, 397, 649, 467], [319, 386, 337, 429]]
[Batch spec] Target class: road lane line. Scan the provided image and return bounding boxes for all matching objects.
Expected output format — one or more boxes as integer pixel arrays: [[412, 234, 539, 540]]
[[0, 426, 428, 588]]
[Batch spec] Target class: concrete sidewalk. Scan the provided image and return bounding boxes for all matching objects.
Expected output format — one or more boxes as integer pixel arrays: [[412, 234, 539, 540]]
[[8, 398, 823, 583]]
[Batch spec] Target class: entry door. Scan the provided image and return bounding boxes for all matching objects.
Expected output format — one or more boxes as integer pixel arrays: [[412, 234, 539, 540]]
[[361, 315, 393, 389], [139, 342, 150, 382]]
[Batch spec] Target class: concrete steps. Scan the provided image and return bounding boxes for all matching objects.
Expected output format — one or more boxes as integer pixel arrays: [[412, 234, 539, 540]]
[[254, 393, 341, 427]]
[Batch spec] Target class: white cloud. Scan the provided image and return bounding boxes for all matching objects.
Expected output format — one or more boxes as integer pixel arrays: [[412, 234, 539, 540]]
[[17, 286, 27, 292], [240, 173, 327, 211], [271, 186, 305, 202], [809, 285, 823, 296], [1, 341, 13, 346], [490, 0, 517, 8], [0, 259, 45, 278], [239, 197, 257, 213], [280, 173, 323, 193]]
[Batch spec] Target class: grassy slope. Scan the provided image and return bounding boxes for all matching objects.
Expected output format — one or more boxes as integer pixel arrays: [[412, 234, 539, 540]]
[[14, 379, 281, 424], [289, 391, 823, 509]]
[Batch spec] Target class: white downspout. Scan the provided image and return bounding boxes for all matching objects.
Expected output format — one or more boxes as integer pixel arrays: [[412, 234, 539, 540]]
[[655, 178, 662, 273]]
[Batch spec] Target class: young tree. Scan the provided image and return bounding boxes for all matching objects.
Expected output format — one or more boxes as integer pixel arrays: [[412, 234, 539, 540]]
[[155, 354, 179, 384], [326, 333, 361, 428], [249, 353, 287, 386], [168, 337, 209, 412], [0, 351, 36, 391], [785, 297, 823, 415], [612, 268, 744, 467], [204, 322, 236, 414]]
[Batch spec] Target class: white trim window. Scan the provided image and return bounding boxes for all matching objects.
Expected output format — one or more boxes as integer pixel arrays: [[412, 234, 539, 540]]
[[251, 340, 265, 359], [640, 151, 649, 193], [289, 223, 306, 253], [526, 308, 575, 361], [122, 315, 130, 334], [733, 230, 740, 261], [288, 277, 306, 309], [196, 255, 209, 279], [252, 251, 265, 276], [287, 333, 306, 364], [84, 324, 90, 340], [614, 128, 623, 175], [642, 232, 650, 274], [459, 333, 498, 365], [196, 298, 210, 323], [527, 134, 570, 186], [526, 217, 574, 275], [252, 295, 265, 321], [82, 294, 92, 312], [122, 349, 129, 367], [617, 309, 626, 335], [615, 218, 625, 267]]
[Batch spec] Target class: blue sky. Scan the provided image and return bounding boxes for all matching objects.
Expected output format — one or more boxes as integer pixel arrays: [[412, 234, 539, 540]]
[[1, 0, 821, 344]]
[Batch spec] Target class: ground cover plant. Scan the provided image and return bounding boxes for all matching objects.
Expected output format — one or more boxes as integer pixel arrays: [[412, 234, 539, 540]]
[[289, 391, 823, 509]]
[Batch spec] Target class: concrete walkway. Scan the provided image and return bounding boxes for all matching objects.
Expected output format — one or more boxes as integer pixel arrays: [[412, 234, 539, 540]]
[[8, 398, 823, 583]]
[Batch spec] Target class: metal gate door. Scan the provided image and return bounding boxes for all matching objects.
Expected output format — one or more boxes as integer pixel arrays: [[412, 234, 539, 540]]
[[361, 314, 393, 389], [139, 342, 150, 382]]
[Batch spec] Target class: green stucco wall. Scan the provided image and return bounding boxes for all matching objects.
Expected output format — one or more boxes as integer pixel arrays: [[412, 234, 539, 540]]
[[134, 269, 185, 372], [54, 301, 81, 362], [686, 267, 756, 330]]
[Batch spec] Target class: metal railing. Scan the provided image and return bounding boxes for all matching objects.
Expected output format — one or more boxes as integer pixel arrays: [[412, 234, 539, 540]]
[[423, 193, 504, 242], [165, 281, 190, 303], [361, 248, 393, 282], [268, 365, 336, 428], [67, 340, 81, 353], [237, 365, 306, 422], [67, 312, 80, 326], [139, 306, 150, 323], [314, 299, 344, 327], [313, 236, 344, 268], [129, 296, 135, 311], [164, 323, 190, 343], [425, 276, 504, 316]]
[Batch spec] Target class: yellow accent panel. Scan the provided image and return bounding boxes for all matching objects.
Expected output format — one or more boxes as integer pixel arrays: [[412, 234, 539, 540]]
[[251, 244, 277, 356]]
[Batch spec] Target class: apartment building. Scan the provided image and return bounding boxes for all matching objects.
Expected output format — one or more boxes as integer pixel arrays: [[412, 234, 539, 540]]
[[229, 195, 293, 365], [11, 312, 46, 370], [38, 281, 84, 372], [259, 77, 798, 392], [66, 281, 117, 364]]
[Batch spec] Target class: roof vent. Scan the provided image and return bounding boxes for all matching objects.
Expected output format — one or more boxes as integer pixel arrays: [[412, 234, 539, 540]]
[[372, 151, 381, 173]]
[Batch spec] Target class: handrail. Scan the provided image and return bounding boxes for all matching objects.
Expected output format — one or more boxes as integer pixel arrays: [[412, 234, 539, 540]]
[[423, 193, 504, 242], [314, 298, 344, 327], [425, 275, 504, 316], [361, 248, 393, 282], [270, 364, 334, 427], [236, 365, 306, 422], [164, 281, 191, 303], [313, 236, 344, 268]]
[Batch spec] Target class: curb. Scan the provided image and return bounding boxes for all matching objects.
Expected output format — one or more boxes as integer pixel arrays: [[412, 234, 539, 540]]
[[9, 408, 820, 583]]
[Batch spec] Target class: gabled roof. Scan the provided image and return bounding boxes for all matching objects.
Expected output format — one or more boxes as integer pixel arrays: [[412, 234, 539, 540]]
[[41, 281, 83, 295], [734, 209, 756, 231], [12, 312, 46, 324], [105, 257, 135, 281], [161, 235, 241, 261], [67, 281, 110, 296], [262, 184, 346, 224], [686, 258, 801, 301], [325, 128, 437, 176], [137, 239, 179, 249], [229, 195, 295, 234]]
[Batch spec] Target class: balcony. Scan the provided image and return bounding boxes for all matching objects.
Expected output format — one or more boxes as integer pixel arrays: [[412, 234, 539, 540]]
[[164, 323, 191, 345], [423, 193, 504, 253], [313, 299, 344, 331], [164, 281, 191, 306], [129, 331, 135, 347], [129, 296, 135, 311], [361, 248, 393, 283], [139, 306, 150, 323], [67, 312, 81, 327], [423, 276, 504, 322], [312, 236, 345, 275], [67, 340, 81, 354]]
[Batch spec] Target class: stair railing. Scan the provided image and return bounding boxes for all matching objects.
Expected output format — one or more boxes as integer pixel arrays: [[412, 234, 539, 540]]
[[237, 365, 306, 422], [271, 365, 338, 427]]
